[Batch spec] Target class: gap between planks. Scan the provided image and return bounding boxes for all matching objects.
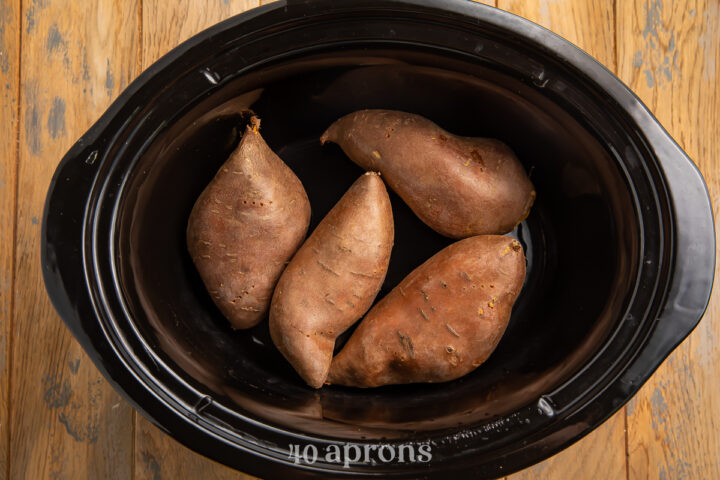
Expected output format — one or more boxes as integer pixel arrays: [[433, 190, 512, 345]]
[[6, 0, 24, 478]]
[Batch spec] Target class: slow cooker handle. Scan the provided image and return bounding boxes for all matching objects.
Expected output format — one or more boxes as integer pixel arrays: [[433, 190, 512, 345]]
[[624, 134, 715, 384], [42, 138, 101, 344]]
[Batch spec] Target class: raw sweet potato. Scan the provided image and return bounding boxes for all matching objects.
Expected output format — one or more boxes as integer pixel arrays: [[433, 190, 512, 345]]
[[321, 110, 535, 238], [270, 172, 394, 388], [187, 116, 311, 329], [327, 235, 525, 387]]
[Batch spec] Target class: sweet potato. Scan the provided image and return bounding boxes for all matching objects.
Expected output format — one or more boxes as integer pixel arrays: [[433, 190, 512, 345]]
[[270, 172, 394, 388], [327, 235, 525, 387], [321, 110, 535, 238], [187, 116, 311, 329]]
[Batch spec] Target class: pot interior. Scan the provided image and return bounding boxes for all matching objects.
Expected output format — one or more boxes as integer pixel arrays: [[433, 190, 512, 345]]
[[116, 49, 639, 439]]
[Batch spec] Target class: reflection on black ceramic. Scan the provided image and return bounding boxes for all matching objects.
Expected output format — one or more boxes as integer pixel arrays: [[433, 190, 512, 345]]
[[42, 1, 714, 479]]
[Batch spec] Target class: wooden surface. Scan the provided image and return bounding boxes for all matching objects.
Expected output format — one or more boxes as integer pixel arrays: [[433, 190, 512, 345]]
[[8, 0, 137, 478], [0, 0, 717, 479], [0, 0, 20, 478]]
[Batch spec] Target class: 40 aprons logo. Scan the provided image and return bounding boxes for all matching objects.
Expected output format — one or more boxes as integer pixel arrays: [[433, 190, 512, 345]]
[[288, 442, 432, 468]]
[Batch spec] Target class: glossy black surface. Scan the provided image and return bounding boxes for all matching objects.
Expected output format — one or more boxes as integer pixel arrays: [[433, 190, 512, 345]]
[[42, 1, 715, 478]]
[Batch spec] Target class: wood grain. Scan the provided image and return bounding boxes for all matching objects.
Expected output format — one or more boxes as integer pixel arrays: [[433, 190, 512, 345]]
[[618, 1, 720, 479], [8, 0, 138, 478], [0, 0, 20, 477], [497, 1, 626, 479], [135, 415, 257, 480], [141, 0, 261, 67], [497, 0, 616, 70], [0, 0, 716, 478], [508, 414, 628, 480], [135, 1, 260, 479]]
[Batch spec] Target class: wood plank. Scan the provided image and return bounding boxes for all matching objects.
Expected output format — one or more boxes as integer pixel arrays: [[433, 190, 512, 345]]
[[9, 0, 139, 478], [135, 415, 257, 480], [507, 414, 628, 480], [136, 1, 260, 478], [0, 0, 20, 477], [618, 1, 720, 479], [497, 0, 616, 70], [495, 1, 626, 479], [142, 0, 261, 67]]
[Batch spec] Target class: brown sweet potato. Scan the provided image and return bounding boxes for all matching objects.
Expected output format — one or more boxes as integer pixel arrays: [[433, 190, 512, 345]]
[[270, 172, 394, 388], [327, 235, 525, 387], [321, 110, 535, 238], [187, 117, 311, 329]]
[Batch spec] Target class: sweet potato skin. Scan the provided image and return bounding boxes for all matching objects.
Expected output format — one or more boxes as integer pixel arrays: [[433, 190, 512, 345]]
[[321, 110, 535, 238], [327, 235, 525, 388], [187, 118, 311, 329], [270, 172, 394, 388]]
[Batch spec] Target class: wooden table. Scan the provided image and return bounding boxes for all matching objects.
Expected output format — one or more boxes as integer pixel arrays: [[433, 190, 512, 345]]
[[1, 0, 717, 478]]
